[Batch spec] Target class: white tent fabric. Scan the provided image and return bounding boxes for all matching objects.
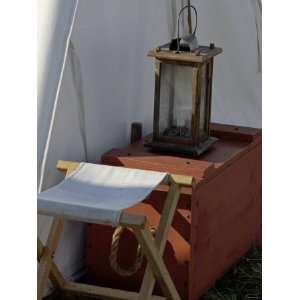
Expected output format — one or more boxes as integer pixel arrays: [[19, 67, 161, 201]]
[[38, 0, 78, 192], [38, 0, 261, 286], [38, 0, 85, 287]]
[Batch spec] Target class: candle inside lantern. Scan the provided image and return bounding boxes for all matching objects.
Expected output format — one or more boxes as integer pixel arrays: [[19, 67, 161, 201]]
[[159, 64, 193, 139]]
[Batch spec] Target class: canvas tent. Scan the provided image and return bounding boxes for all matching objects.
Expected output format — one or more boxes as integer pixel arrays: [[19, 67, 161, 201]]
[[38, 0, 262, 291]]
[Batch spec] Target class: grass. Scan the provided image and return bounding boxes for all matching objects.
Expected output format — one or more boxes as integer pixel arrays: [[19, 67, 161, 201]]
[[202, 247, 262, 300], [47, 246, 262, 300]]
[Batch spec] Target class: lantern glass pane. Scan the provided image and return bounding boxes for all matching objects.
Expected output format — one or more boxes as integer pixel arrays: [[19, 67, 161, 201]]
[[159, 64, 193, 139], [199, 64, 208, 139]]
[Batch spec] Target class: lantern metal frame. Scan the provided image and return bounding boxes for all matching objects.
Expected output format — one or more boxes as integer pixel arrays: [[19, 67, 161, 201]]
[[145, 46, 222, 156]]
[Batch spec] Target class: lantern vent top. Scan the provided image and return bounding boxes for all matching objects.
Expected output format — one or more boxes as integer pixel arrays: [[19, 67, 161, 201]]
[[148, 45, 222, 65]]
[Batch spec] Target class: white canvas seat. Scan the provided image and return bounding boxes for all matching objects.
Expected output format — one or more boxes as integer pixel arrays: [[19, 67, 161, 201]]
[[38, 162, 167, 226]]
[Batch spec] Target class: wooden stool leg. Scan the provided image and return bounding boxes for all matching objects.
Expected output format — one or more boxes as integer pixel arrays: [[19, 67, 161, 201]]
[[139, 183, 181, 300], [37, 217, 64, 300], [37, 238, 65, 289], [134, 227, 181, 300]]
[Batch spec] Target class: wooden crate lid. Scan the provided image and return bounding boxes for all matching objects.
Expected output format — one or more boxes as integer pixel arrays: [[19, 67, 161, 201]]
[[101, 123, 261, 186]]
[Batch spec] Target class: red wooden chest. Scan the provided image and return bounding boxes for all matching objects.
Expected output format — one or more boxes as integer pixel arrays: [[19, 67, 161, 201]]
[[86, 123, 262, 300]]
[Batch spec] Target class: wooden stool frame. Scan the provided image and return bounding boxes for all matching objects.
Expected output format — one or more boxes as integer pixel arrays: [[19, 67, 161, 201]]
[[37, 160, 194, 300]]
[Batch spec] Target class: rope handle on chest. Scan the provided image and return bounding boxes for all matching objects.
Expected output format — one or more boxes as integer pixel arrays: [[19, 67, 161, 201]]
[[109, 225, 155, 277]]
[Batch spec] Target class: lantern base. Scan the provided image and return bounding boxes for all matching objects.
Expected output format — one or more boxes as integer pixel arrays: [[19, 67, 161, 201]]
[[145, 137, 218, 156]]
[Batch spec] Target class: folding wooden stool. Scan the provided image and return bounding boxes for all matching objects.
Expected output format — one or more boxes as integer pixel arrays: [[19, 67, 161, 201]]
[[37, 160, 194, 300]]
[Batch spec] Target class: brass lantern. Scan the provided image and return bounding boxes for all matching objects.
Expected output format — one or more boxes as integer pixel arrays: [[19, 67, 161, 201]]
[[145, 5, 222, 156]]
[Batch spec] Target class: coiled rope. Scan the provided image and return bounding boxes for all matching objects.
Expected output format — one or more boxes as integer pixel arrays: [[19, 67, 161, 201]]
[[109, 226, 144, 277], [110, 226, 156, 277]]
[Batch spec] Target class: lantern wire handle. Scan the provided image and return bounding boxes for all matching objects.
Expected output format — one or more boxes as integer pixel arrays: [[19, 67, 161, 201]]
[[177, 5, 198, 53], [187, 0, 192, 33]]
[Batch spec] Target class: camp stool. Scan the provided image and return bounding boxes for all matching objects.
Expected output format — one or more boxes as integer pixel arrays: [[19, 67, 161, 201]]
[[37, 160, 194, 300]]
